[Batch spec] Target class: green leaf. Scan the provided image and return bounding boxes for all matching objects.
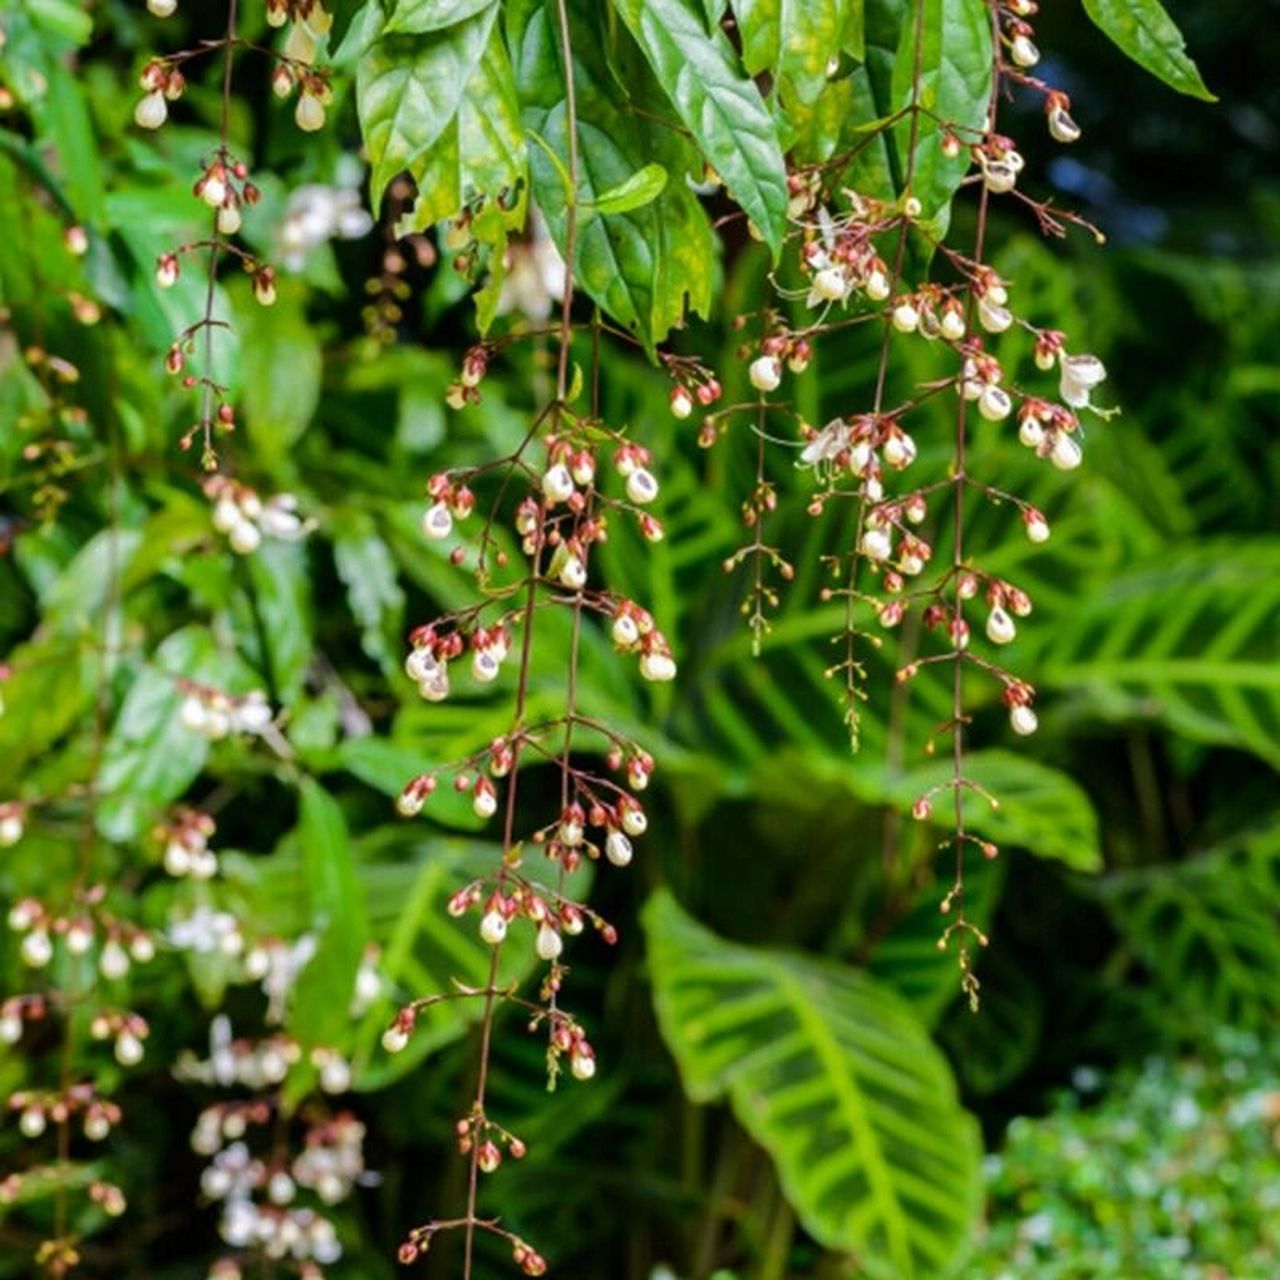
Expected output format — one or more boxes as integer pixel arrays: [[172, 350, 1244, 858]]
[[1100, 824, 1280, 1031], [356, 4, 499, 207], [732, 0, 851, 105], [332, 512, 405, 672], [1082, 0, 1216, 101], [1037, 541, 1280, 768], [234, 277, 322, 456], [384, 0, 496, 35], [609, 0, 789, 254], [587, 162, 669, 216], [645, 890, 982, 1279], [512, 0, 717, 347], [891, 0, 992, 221], [95, 628, 228, 842], [289, 780, 370, 1049], [244, 541, 313, 707]]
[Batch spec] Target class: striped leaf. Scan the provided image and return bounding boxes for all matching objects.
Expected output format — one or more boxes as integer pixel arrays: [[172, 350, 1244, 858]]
[[644, 890, 982, 1279]]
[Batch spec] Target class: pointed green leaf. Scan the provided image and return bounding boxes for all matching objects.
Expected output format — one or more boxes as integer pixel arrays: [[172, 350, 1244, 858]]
[[1082, 0, 1216, 101], [645, 890, 983, 1279], [610, 0, 789, 254], [587, 162, 669, 216]]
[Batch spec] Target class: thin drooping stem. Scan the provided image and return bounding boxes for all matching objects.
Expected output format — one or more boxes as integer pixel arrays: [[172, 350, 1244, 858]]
[[460, 5, 581, 1274]]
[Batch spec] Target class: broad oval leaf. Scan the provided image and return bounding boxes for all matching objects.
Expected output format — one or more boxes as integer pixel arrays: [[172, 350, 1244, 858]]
[[384, 0, 496, 35], [731, 0, 853, 106], [644, 890, 982, 1280], [356, 5, 499, 206], [610, 0, 789, 254], [1082, 0, 1216, 102]]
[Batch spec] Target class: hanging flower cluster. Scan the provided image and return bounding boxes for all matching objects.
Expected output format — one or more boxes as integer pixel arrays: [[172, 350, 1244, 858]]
[[692, 0, 1112, 999]]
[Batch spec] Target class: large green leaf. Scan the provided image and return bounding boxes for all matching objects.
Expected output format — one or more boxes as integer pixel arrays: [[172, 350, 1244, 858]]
[[1036, 541, 1280, 768], [512, 0, 717, 347], [288, 780, 371, 1049], [645, 890, 982, 1279], [1100, 824, 1280, 1031], [95, 627, 231, 841], [384, 0, 496, 34], [1082, 0, 1215, 101], [609, 0, 789, 254], [356, 4, 499, 207], [731, 0, 853, 105], [890, 0, 992, 221]]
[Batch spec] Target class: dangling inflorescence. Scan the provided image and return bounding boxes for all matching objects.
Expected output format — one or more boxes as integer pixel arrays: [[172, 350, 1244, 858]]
[[693, 0, 1111, 1004]]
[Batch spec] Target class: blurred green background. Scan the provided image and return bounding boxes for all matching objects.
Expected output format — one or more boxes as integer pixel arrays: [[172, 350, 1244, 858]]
[[0, 1, 1278, 1277]]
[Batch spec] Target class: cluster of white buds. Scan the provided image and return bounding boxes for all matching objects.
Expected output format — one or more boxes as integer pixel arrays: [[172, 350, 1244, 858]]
[[8, 1084, 123, 1143], [7, 897, 156, 977], [133, 58, 186, 130], [668, 374, 722, 420], [156, 807, 218, 879], [168, 905, 245, 958], [444, 344, 490, 408], [178, 684, 275, 740], [610, 600, 677, 682], [243, 935, 317, 1023], [205, 476, 311, 554], [90, 1009, 152, 1066], [0, 801, 25, 848], [179, 1023, 303, 1093], [799, 413, 922, 504], [290, 1113, 366, 1204], [798, 203, 902, 314], [959, 346, 1015, 423], [748, 330, 814, 394], [215, 1164, 344, 1264], [191, 157, 262, 236], [0, 995, 48, 1047], [420, 473, 476, 542], [1016, 397, 1084, 471], [403, 626, 463, 702], [975, 134, 1026, 195]]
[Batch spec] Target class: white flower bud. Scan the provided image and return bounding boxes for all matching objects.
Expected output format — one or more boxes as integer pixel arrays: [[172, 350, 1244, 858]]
[[881, 433, 916, 469], [1010, 34, 1040, 67], [978, 384, 1013, 422], [810, 267, 848, 303], [1050, 432, 1083, 471], [860, 527, 892, 562], [977, 296, 1012, 333], [216, 204, 242, 236], [0, 813, 23, 847], [319, 1055, 351, 1094], [164, 840, 193, 877], [21, 929, 53, 968], [148, 0, 177, 15], [611, 613, 640, 648], [269, 1172, 296, 1204], [621, 805, 648, 837], [134, 91, 168, 130], [639, 651, 676, 682], [940, 308, 965, 341], [382, 1024, 410, 1054], [541, 463, 575, 504], [472, 785, 498, 819], [479, 910, 507, 945], [85, 1110, 112, 1141], [535, 924, 563, 962], [1010, 704, 1039, 736], [604, 830, 633, 867], [115, 1031, 145, 1066], [1048, 106, 1081, 144], [570, 1052, 596, 1081], [0, 1014, 23, 1044], [1018, 416, 1045, 449], [419, 669, 450, 702], [422, 501, 453, 540], [748, 356, 782, 393], [472, 648, 501, 683], [100, 939, 131, 980], [559, 554, 587, 590], [405, 646, 437, 682], [1025, 512, 1051, 544], [20, 1107, 46, 1138], [986, 606, 1016, 645], [891, 302, 919, 333], [864, 270, 890, 302], [625, 468, 658, 505], [981, 158, 1018, 194], [228, 519, 262, 555]]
